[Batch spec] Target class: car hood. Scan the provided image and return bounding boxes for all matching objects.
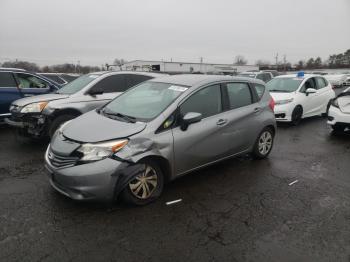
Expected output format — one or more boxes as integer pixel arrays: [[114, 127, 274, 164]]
[[62, 110, 147, 143], [270, 92, 295, 102], [12, 93, 69, 107]]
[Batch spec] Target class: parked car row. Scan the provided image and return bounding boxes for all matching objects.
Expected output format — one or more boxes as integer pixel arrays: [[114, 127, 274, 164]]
[[266, 72, 335, 125], [1, 70, 348, 206], [0, 68, 60, 121], [5, 71, 165, 138]]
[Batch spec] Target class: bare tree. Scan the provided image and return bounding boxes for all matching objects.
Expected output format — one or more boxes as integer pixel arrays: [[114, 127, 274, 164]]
[[255, 59, 271, 67], [113, 58, 127, 70], [233, 55, 247, 65]]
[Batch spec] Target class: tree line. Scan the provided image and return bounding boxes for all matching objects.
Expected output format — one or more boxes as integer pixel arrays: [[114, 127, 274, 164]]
[[0, 60, 102, 74], [238, 49, 350, 71]]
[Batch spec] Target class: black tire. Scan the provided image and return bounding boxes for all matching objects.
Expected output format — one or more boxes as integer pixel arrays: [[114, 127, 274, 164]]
[[120, 160, 164, 206], [331, 125, 345, 132], [252, 127, 274, 159], [291, 106, 303, 126], [48, 114, 77, 138]]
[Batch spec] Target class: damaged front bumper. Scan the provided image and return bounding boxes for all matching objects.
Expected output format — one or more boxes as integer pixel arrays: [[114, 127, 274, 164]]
[[44, 146, 145, 201], [5, 113, 49, 137]]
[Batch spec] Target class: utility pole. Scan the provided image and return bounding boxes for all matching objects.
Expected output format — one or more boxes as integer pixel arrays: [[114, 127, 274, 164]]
[[283, 54, 287, 72], [275, 53, 279, 70], [200, 57, 203, 73]]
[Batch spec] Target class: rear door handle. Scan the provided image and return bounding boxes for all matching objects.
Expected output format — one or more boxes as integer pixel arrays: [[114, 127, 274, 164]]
[[216, 119, 227, 126], [24, 94, 34, 97]]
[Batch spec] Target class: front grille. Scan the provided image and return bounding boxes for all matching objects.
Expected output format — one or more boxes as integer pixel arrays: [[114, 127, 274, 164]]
[[48, 149, 79, 169]]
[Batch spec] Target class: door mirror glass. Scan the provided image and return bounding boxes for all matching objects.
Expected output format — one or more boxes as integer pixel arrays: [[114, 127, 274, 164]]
[[181, 112, 202, 131], [88, 86, 104, 96], [305, 88, 317, 95]]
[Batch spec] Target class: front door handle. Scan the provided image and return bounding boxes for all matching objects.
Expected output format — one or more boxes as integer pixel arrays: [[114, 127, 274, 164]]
[[254, 107, 262, 113], [24, 94, 34, 97], [216, 119, 227, 126]]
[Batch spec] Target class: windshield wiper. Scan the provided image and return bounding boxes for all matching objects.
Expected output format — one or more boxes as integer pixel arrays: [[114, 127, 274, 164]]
[[102, 109, 136, 123]]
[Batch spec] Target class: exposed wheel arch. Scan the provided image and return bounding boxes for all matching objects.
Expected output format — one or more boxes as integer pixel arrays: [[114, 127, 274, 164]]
[[137, 155, 172, 183], [51, 108, 82, 119]]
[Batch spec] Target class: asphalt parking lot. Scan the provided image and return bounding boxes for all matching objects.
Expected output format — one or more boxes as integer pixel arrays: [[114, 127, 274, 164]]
[[1, 91, 350, 262]]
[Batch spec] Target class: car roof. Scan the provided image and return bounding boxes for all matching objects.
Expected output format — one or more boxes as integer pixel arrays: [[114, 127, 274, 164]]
[[89, 71, 167, 78], [275, 74, 320, 79], [0, 68, 27, 72], [150, 74, 264, 87]]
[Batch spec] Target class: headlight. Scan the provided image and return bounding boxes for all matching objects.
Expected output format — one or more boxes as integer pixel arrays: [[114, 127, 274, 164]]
[[76, 139, 128, 161], [275, 98, 294, 105], [20, 101, 48, 113]]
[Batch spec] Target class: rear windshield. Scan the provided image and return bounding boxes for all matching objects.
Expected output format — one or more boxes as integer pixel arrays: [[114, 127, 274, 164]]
[[266, 77, 303, 93], [41, 74, 65, 85], [57, 74, 98, 94]]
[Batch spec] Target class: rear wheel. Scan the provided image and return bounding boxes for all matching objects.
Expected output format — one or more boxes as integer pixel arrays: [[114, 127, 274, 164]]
[[291, 106, 303, 126], [252, 127, 274, 159], [121, 160, 164, 206], [48, 114, 77, 138]]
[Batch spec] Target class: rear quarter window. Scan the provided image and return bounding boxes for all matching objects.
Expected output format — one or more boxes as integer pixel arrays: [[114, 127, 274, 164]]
[[254, 83, 265, 99]]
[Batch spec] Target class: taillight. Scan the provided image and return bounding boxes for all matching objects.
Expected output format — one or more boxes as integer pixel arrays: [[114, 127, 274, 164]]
[[269, 97, 275, 111]]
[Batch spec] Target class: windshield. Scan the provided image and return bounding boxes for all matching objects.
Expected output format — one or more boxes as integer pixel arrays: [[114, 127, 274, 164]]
[[238, 73, 256, 78], [57, 74, 99, 94], [266, 77, 303, 92], [102, 82, 188, 121]]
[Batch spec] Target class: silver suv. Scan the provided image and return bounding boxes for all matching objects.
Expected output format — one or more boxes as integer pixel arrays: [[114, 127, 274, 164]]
[[45, 74, 276, 205], [6, 71, 165, 138]]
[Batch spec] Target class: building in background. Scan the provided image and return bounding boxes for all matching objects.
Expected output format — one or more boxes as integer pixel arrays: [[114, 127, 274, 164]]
[[117, 60, 258, 75]]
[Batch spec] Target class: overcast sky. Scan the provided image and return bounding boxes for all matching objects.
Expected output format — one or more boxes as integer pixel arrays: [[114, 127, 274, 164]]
[[0, 0, 349, 66]]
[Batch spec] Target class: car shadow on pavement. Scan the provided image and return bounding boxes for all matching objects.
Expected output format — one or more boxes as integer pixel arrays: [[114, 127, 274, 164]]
[[276, 115, 327, 129]]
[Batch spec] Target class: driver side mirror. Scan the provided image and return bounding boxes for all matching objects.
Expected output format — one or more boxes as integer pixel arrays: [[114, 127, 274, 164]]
[[88, 86, 104, 96], [180, 112, 202, 131], [305, 88, 317, 96]]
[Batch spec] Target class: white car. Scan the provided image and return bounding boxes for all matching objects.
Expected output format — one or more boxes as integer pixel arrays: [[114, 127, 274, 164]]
[[327, 87, 350, 132], [266, 73, 336, 125], [324, 74, 348, 87]]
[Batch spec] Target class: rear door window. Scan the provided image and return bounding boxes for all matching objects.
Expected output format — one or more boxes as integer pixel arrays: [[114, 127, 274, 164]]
[[226, 82, 253, 109], [14, 73, 49, 89], [180, 84, 222, 119], [126, 75, 152, 89], [315, 77, 327, 89], [92, 74, 127, 93], [0, 72, 17, 88]]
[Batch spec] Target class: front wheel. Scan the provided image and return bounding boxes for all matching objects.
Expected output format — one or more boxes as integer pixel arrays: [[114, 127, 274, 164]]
[[120, 160, 164, 206], [48, 114, 77, 138], [291, 106, 303, 126], [252, 127, 274, 159]]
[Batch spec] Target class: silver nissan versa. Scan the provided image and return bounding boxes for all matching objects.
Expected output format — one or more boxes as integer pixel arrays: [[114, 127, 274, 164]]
[[45, 74, 276, 205]]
